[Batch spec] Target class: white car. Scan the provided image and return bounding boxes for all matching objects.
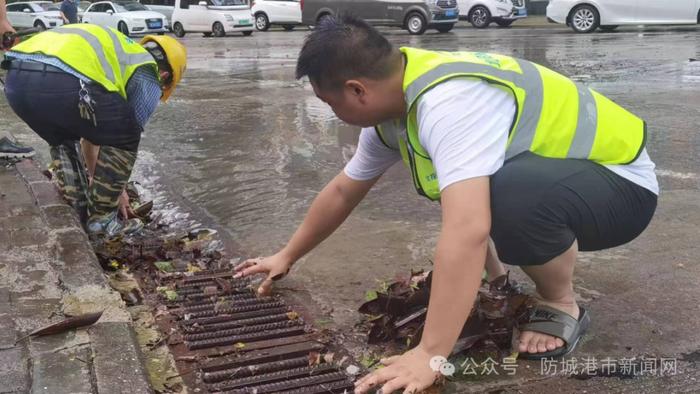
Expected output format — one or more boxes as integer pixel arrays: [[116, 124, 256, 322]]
[[140, 0, 175, 21], [251, 0, 301, 31], [78, 1, 92, 22], [171, 0, 254, 37], [547, 0, 700, 33], [6, 1, 64, 30], [458, 0, 527, 28], [82, 1, 169, 36]]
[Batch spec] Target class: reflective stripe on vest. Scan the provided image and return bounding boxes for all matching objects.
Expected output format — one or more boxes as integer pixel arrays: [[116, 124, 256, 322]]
[[375, 47, 646, 201], [10, 25, 158, 99], [404, 56, 602, 161], [51, 27, 116, 84]]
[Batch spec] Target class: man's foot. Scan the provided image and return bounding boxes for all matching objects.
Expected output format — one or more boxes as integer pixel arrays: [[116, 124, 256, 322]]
[[0, 137, 35, 159], [87, 211, 144, 239], [518, 297, 580, 355]]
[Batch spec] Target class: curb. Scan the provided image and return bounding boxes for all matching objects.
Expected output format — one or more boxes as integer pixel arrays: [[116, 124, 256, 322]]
[[1, 159, 152, 393]]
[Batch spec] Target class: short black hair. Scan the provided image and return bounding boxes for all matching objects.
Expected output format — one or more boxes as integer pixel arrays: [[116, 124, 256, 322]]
[[295, 14, 401, 91]]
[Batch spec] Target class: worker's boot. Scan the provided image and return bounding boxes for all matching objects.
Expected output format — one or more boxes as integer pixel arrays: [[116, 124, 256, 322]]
[[85, 145, 143, 239], [49, 142, 89, 223]]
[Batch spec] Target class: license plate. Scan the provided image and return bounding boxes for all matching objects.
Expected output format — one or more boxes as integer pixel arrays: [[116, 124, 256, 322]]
[[239, 19, 250, 25], [516, 9, 527, 16], [148, 21, 162, 29], [445, 10, 455, 17]]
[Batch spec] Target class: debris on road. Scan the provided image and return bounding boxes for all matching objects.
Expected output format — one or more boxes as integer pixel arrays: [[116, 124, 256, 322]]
[[15, 311, 103, 344], [91, 185, 358, 393], [358, 269, 535, 360]]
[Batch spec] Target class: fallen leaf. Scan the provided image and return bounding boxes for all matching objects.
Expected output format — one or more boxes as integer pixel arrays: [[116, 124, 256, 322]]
[[286, 311, 300, 320], [365, 290, 378, 302], [308, 351, 321, 366], [323, 352, 334, 363], [164, 290, 178, 301], [15, 311, 103, 343], [154, 261, 174, 273]]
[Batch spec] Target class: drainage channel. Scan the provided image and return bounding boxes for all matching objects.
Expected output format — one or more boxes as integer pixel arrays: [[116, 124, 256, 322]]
[[143, 266, 357, 393]]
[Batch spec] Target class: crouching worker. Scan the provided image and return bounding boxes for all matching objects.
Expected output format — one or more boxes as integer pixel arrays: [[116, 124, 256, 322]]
[[2, 24, 186, 238], [234, 15, 659, 394]]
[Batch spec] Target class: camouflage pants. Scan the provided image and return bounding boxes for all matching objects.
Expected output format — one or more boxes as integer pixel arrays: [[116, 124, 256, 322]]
[[87, 145, 137, 218], [49, 142, 89, 223], [50, 143, 136, 221]]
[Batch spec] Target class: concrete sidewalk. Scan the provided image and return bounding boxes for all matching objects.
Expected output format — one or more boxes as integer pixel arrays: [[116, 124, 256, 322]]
[[0, 159, 151, 394]]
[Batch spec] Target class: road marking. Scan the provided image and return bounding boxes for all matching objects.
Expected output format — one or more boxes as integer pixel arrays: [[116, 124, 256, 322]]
[[656, 169, 698, 180]]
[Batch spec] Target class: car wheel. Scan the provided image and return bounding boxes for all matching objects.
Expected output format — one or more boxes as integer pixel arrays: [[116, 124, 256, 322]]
[[435, 23, 454, 33], [570, 5, 599, 33], [405, 12, 426, 35], [599, 25, 618, 32], [118, 21, 129, 36], [213, 22, 225, 37], [496, 20, 513, 27], [243, 30, 253, 36], [173, 22, 185, 37], [469, 5, 491, 28], [34, 20, 46, 31], [255, 12, 270, 31], [282, 24, 294, 31], [203, 32, 212, 37]]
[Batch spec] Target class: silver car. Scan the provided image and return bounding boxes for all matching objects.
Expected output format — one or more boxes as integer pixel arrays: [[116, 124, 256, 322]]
[[301, 0, 459, 35]]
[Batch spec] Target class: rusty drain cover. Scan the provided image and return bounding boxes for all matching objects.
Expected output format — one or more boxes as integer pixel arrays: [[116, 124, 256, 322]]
[[149, 267, 357, 393]]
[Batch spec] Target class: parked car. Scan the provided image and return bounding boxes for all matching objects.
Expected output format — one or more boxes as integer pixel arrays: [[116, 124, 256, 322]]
[[82, 1, 169, 35], [547, 0, 700, 33], [301, 0, 459, 35], [251, 0, 301, 31], [6, 1, 64, 30], [139, 0, 175, 21], [171, 0, 254, 37], [78, 1, 92, 22], [457, 0, 527, 28]]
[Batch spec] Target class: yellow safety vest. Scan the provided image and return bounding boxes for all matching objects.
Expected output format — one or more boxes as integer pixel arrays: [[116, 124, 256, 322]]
[[9, 24, 157, 99], [376, 47, 646, 201]]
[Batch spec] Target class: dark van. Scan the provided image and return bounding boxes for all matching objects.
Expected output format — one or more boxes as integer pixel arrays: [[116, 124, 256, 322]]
[[301, 0, 459, 35]]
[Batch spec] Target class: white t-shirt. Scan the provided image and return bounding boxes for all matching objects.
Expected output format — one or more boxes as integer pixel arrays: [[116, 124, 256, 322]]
[[344, 78, 659, 195]]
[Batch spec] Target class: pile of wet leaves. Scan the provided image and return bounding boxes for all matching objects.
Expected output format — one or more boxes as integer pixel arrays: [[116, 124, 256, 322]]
[[92, 182, 226, 276], [358, 269, 535, 360]]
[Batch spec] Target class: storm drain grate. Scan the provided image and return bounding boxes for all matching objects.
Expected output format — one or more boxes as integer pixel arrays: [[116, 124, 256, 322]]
[[153, 268, 357, 393]]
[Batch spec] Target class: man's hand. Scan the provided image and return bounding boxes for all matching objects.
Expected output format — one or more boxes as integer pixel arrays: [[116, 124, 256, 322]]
[[354, 344, 442, 394], [355, 177, 491, 393], [233, 253, 293, 296], [232, 171, 378, 296], [118, 189, 136, 219], [0, 0, 16, 40], [0, 18, 14, 36]]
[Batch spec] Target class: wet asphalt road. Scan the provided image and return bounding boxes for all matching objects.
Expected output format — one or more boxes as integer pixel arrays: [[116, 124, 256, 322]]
[[3, 23, 700, 392]]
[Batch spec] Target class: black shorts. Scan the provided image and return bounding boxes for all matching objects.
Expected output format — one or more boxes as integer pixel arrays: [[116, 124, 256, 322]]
[[490, 152, 657, 266], [4, 64, 142, 151]]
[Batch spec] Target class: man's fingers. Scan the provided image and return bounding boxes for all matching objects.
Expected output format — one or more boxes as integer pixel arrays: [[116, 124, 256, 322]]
[[233, 263, 265, 279], [380, 355, 400, 366], [380, 376, 411, 394], [354, 365, 396, 393], [257, 277, 274, 296], [233, 258, 260, 274], [402, 383, 421, 394]]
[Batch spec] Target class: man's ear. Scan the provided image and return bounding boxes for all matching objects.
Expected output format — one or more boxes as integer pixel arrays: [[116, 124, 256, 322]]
[[159, 69, 171, 84], [344, 80, 367, 102]]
